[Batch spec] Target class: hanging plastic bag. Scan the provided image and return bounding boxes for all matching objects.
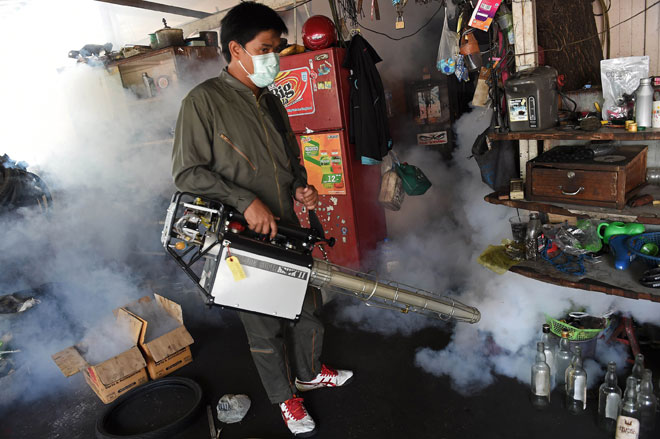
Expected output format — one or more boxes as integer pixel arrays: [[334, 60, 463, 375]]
[[395, 162, 432, 196], [600, 56, 649, 120], [436, 11, 459, 75]]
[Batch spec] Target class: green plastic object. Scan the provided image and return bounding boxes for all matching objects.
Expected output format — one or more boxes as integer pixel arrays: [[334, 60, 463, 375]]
[[545, 314, 609, 341], [597, 221, 645, 244], [395, 163, 432, 196]]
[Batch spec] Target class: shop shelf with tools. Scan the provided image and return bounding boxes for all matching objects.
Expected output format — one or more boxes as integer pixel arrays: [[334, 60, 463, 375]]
[[485, 186, 660, 303]]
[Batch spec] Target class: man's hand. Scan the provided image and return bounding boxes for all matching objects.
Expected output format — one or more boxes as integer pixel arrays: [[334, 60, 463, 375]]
[[243, 198, 279, 239], [295, 185, 319, 210]]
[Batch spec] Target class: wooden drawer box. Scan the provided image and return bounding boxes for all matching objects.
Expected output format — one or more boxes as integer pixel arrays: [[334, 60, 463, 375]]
[[526, 145, 647, 209]]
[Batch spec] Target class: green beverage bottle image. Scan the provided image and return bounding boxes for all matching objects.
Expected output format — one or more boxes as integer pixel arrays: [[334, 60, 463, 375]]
[[320, 154, 333, 189]]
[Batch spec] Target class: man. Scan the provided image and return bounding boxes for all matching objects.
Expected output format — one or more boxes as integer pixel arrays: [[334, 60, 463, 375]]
[[171, 3, 352, 437]]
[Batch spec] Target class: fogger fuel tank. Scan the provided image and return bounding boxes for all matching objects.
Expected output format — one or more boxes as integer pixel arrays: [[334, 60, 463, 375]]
[[505, 66, 558, 131]]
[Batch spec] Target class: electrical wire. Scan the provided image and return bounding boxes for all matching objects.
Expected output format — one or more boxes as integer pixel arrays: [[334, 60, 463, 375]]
[[515, 0, 660, 57], [356, 1, 444, 41]]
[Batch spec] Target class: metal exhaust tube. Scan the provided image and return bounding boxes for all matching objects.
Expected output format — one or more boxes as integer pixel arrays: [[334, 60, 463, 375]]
[[310, 259, 481, 324]]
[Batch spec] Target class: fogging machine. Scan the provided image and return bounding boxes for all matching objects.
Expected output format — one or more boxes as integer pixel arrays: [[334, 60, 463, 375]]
[[161, 192, 480, 323]]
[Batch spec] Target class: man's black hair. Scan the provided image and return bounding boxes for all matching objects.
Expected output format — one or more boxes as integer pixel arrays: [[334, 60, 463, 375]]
[[220, 2, 288, 63]]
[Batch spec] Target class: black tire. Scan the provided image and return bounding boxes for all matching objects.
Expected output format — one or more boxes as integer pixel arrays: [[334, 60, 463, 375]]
[[95, 377, 203, 439]]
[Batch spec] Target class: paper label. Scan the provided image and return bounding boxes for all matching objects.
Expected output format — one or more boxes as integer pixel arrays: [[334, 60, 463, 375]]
[[574, 375, 587, 403], [508, 98, 528, 122], [615, 416, 639, 439], [606, 393, 621, 420], [534, 374, 549, 396], [226, 256, 246, 281]]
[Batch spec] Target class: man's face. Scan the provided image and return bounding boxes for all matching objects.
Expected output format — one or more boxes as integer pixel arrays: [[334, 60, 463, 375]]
[[236, 29, 281, 73]]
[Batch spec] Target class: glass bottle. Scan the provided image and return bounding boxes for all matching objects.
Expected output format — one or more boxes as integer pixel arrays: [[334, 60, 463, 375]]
[[598, 361, 622, 433], [541, 324, 556, 383], [616, 376, 640, 439], [637, 369, 657, 433], [555, 330, 571, 387], [566, 345, 587, 414], [531, 341, 551, 409], [631, 353, 645, 390]]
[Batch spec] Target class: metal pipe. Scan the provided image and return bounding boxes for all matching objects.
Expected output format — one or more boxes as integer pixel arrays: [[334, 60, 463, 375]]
[[310, 260, 481, 323]]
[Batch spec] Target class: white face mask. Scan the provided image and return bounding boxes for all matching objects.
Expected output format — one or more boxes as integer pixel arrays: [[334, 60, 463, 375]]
[[238, 46, 280, 88]]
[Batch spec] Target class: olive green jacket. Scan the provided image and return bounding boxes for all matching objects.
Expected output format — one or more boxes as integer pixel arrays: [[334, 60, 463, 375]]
[[172, 69, 307, 224]]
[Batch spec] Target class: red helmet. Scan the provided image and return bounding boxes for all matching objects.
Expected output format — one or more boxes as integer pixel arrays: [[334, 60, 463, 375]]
[[302, 15, 337, 50]]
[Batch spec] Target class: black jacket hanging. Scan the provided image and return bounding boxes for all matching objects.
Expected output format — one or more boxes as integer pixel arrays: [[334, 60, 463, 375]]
[[342, 34, 392, 163]]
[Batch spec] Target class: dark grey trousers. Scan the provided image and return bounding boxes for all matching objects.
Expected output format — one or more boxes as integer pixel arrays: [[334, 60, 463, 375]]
[[238, 287, 324, 404]]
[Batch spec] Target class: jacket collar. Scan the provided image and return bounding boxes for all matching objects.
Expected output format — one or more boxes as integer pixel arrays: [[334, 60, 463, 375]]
[[219, 68, 258, 93]]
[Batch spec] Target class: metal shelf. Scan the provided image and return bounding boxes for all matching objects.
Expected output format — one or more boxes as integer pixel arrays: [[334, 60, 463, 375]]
[[488, 127, 660, 141]]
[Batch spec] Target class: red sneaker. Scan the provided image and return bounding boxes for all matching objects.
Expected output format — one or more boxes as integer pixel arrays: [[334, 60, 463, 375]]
[[295, 364, 354, 392], [279, 397, 317, 437]]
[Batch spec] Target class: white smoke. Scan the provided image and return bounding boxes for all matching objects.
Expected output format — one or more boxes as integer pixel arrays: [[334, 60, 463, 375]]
[[0, 0, 222, 410], [334, 103, 660, 395]]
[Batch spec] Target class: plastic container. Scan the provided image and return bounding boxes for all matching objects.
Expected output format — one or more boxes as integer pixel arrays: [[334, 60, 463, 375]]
[[652, 100, 660, 128], [635, 78, 654, 128]]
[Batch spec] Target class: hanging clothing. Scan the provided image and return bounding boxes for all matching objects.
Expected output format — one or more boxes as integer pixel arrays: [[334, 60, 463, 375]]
[[342, 34, 392, 163]]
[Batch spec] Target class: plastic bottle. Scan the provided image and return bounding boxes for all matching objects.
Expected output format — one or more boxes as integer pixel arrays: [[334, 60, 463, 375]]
[[637, 369, 657, 433], [555, 330, 572, 387], [531, 341, 551, 409], [496, 3, 515, 45], [635, 78, 653, 128], [652, 89, 660, 128], [598, 361, 622, 433], [616, 376, 640, 439], [566, 345, 587, 414]]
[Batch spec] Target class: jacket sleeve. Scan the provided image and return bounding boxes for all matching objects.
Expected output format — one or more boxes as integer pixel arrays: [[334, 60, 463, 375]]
[[276, 101, 308, 196], [171, 96, 257, 213]]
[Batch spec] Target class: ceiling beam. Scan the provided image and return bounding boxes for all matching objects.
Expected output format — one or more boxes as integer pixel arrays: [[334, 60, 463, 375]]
[[94, 0, 212, 19], [180, 0, 296, 36]]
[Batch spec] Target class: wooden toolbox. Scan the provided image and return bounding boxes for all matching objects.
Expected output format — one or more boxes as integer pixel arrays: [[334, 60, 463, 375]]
[[526, 145, 647, 210]]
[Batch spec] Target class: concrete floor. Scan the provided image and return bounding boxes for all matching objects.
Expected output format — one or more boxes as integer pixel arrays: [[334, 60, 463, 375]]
[[1, 262, 659, 439]]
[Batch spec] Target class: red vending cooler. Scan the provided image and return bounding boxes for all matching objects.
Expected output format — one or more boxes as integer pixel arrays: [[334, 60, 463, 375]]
[[269, 47, 386, 269]]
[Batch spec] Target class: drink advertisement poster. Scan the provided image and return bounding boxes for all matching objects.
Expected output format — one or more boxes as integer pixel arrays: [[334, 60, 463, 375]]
[[299, 133, 346, 195], [269, 67, 315, 117]]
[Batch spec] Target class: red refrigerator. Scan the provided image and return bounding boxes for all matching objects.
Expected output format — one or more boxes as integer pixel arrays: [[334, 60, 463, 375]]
[[269, 47, 386, 269]]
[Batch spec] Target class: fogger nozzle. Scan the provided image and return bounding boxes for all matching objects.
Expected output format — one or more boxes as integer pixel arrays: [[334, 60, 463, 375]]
[[310, 259, 481, 324]]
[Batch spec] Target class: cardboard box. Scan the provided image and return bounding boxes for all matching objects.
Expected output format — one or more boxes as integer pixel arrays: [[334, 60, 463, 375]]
[[121, 294, 194, 380], [52, 309, 148, 404]]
